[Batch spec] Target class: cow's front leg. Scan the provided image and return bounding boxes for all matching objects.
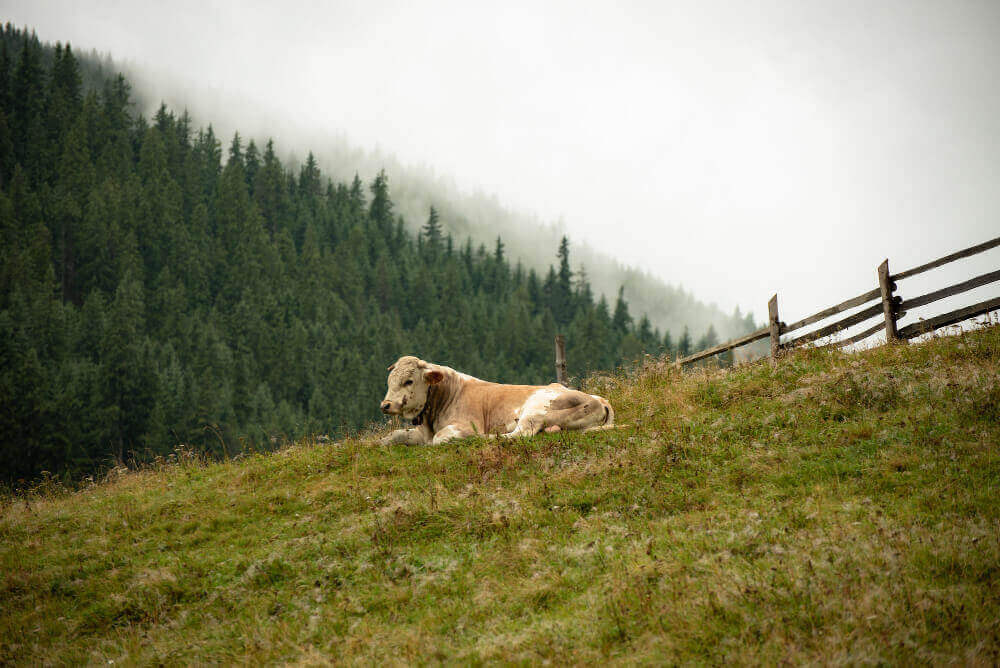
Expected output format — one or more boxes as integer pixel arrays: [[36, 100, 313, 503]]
[[431, 423, 474, 444], [380, 427, 427, 446]]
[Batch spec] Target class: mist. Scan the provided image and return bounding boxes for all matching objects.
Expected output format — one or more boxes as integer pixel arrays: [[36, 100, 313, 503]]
[[6, 0, 999, 337]]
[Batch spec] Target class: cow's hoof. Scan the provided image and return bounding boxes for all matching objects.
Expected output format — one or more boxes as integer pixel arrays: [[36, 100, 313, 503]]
[[543, 425, 561, 433]]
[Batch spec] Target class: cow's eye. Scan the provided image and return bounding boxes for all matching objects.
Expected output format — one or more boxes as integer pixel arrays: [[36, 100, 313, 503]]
[[403, 380, 413, 387]]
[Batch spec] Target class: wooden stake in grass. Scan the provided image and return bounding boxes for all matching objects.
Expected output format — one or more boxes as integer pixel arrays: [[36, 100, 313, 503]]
[[555, 334, 568, 385], [768, 294, 781, 359], [878, 259, 899, 342]]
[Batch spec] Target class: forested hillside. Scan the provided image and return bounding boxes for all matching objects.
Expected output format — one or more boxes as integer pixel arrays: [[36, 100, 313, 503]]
[[0, 26, 745, 482], [75, 30, 760, 344]]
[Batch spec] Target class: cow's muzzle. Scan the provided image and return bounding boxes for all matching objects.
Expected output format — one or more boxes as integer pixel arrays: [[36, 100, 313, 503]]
[[380, 400, 393, 414]]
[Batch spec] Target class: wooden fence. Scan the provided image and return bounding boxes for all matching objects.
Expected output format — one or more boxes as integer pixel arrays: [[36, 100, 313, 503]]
[[666, 235, 1000, 368]]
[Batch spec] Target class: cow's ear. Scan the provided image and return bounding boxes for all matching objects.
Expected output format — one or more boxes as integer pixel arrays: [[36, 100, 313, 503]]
[[387, 363, 396, 372], [424, 369, 444, 385]]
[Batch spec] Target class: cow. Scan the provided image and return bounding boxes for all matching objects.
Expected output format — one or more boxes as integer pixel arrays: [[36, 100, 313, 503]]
[[379, 356, 615, 445]]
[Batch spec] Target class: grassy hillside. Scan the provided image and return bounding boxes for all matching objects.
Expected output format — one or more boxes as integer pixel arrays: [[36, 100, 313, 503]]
[[2, 325, 999, 664]]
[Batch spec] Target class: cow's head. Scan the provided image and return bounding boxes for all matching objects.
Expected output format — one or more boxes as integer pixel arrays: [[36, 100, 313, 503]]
[[380, 356, 444, 419]]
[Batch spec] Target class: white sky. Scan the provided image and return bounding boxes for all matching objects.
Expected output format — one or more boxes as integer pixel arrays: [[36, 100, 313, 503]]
[[5, 0, 1000, 326]]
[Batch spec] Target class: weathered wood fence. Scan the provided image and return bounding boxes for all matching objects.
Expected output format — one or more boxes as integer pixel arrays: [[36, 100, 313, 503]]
[[667, 235, 1000, 367], [551, 236, 1000, 380]]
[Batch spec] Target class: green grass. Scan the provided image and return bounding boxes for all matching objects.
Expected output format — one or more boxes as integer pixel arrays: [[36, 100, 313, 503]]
[[3, 326, 999, 664]]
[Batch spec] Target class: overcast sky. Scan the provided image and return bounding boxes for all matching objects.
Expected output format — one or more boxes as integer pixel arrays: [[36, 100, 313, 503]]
[[6, 0, 999, 324]]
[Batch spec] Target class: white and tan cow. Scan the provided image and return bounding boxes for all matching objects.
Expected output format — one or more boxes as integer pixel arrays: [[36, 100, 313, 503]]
[[379, 356, 614, 445]]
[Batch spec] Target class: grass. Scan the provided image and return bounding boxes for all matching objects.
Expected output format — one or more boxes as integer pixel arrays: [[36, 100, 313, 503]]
[[2, 325, 999, 664]]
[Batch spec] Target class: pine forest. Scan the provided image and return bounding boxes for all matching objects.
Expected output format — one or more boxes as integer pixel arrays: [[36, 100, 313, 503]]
[[0, 26, 750, 482]]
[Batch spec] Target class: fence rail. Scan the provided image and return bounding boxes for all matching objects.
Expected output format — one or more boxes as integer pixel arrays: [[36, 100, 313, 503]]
[[665, 235, 1000, 368], [781, 287, 882, 334], [892, 237, 1000, 281], [897, 295, 1000, 340]]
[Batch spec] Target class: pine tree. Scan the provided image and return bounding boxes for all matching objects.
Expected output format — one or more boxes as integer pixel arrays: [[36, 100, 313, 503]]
[[422, 205, 442, 252], [697, 324, 719, 352], [612, 286, 632, 335], [637, 315, 657, 352], [101, 270, 155, 461], [368, 169, 392, 234], [348, 173, 365, 220], [557, 236, 572, 286], [51, 112, 94, 302], [543, 265, 558, 318], [42, 42, 83, 184], [0, 40, 11, 114], [526, 268, 541, 314], [93, 75, 134, 181], [227, 132, 244, 169], [11, 34, 44, 172], [0, 109, 13, 189], [299, 151, 321, 199], [253, 138, 286, 238], [0, 41, 12, 187], [244, 138, 259, 194], [662, 330, 674, 357], [102, 73, 133, 134], [678, 326, 692, 358], [575, 264, 593, 306], [194, 124, 222, 205], [554, 236, 574, 325]]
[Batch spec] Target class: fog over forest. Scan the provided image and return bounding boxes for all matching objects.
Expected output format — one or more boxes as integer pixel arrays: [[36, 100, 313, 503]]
[[5, 0, 1000, 342], [70, 49, 755, 342]]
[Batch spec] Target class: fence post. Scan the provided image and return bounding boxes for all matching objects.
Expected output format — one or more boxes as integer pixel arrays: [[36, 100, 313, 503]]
[[554, 334, 568, 385], [877, 259, 899, 342], [768, 294, 781, 359]]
